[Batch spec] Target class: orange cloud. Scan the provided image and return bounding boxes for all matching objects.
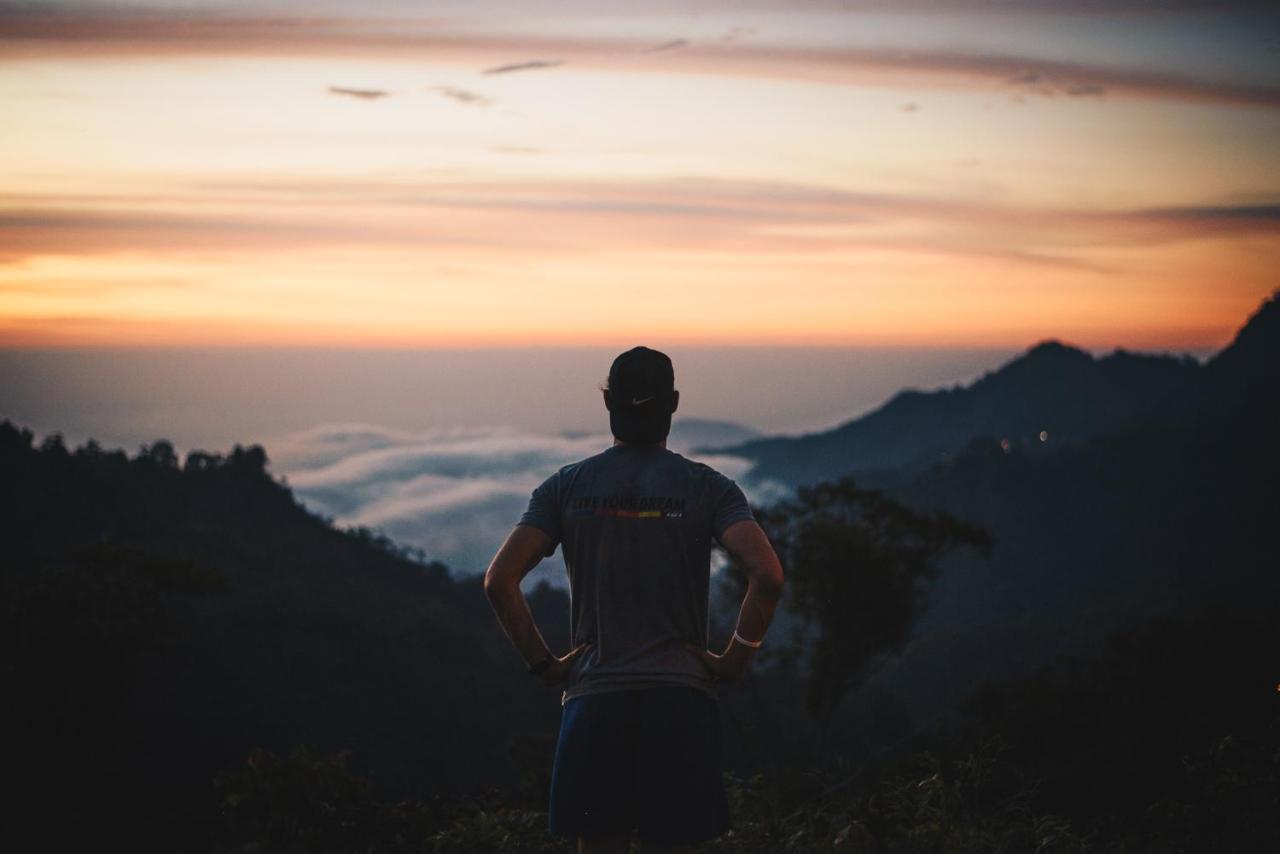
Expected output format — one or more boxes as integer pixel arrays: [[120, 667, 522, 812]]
[[3, 179, 1277, 268]]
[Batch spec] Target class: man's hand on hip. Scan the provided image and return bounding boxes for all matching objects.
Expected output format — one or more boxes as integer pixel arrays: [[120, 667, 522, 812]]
[[540, 642, 591, 687], [685, 639, 753, 684]]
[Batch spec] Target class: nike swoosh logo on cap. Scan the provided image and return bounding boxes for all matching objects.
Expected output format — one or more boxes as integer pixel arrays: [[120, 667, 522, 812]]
[[631, 396, 653, 405]]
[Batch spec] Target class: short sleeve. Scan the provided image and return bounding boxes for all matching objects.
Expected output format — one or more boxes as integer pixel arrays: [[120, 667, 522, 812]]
[[711, 473, 755, 546], [518, 470, 562, 556]]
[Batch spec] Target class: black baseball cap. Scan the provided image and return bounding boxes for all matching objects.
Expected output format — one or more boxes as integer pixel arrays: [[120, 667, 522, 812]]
[[605, 346, 678, 443]]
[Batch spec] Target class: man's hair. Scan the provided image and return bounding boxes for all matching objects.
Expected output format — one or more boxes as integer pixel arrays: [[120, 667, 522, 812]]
[[604, 346, 678, 444]]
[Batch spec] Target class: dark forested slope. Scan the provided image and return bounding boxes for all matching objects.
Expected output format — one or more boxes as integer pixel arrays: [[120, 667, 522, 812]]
[[846, 291, 1280, 722], [0, 426, 571, 842]]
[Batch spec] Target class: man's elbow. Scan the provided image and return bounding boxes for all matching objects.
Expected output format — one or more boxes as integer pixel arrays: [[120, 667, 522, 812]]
[[752, 566, 785, 601], [482, 567, 517, 603]]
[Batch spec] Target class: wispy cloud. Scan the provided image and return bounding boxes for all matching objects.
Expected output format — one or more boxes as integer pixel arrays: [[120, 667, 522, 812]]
[[1129, 203, 1280, 224], [4, 181, 1278, 268], [3, 5, 1274, 108], [0, 206, 466, 258], [481, 59, 563, 75], [720, 26, 758, 44], [1008, 72, 1106, 99], [1065, 83, 1106, 97], [328, 85, 390, 100], [642, 39, 688, 54], [433, 85, 494, 107]]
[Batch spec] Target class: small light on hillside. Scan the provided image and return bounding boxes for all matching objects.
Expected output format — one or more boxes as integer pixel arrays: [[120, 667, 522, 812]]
[[1000, 438, 1011, 454], [1039, 430, 1049, 442]]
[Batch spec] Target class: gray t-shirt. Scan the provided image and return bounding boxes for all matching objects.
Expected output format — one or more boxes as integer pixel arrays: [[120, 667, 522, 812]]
[[518, 443, 755, 705]]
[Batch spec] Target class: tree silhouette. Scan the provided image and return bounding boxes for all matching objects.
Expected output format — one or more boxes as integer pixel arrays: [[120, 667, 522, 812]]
[[753, 476, 991, 759], [139, 439, 179, 469]]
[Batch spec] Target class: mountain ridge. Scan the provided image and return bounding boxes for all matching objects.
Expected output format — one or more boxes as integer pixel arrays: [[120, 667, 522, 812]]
[[842, 290, 1280, 724], [706, 337, 1203, 486]]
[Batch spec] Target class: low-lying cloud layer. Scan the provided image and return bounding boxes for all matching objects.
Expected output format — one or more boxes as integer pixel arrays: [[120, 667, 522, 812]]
[[275, 421, 770, 586]]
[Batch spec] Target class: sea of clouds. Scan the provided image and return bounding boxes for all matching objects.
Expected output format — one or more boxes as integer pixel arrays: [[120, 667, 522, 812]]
[[272, 419, 784, 587]]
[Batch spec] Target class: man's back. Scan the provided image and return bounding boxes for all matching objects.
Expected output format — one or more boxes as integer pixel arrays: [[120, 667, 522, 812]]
[[519, 442, 754, 704], [483, 345, 783, 851]]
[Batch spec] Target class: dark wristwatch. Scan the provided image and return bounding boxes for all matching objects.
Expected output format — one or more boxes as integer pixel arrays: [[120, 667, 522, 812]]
[[527, 651, 554, 676]]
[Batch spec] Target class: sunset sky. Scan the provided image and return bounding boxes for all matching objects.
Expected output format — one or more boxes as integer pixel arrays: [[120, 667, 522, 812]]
[[2, 0, 1278, 350]]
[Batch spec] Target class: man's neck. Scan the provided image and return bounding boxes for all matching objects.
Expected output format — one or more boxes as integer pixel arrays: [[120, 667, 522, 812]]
[[613, 438, 667, 449]]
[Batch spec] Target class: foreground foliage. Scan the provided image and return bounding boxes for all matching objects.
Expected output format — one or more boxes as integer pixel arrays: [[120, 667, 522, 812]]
[[212, 720, 1277, 854]]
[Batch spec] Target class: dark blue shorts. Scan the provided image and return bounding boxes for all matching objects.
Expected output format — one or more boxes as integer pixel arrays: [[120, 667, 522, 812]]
[[548, 685, 731, 845]]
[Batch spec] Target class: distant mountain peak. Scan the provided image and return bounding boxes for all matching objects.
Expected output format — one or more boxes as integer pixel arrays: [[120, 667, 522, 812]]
[[1223, 288, 1279, 352], [711, 329, 1199, 485], [670, 417, 760, 452], [1026, 338, 1075, 353], [1204, 289, 1279, 394], [978, 339, 1094, 387], [1021, 339, 1091, 362], [707, 294, 1274, 486]]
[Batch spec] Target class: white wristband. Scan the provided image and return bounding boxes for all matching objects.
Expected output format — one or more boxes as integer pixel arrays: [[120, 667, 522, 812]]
[[733, 630, 764, 649]]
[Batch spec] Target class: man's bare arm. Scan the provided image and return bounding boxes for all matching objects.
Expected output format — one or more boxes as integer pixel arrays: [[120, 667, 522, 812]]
[[483, 524, 587, 684], [688, 519, 785, 681]]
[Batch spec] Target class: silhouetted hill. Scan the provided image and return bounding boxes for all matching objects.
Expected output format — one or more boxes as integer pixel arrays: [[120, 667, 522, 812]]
[[0, 426, 572, 845], [1207, 288, 1280, 380], [838, 291, 1280, 724], [668, 416, 761, 450], [709, 339, 1200, 486], [1195, 289, 1280, 427]]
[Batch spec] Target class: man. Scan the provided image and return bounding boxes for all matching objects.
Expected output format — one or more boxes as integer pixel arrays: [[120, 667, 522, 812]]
[[483, 346, 786, 853]]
